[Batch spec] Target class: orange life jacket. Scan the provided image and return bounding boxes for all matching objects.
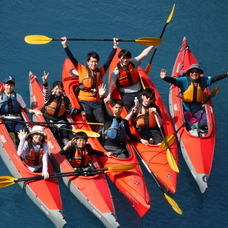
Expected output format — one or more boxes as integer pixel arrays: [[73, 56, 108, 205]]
[[70, 147, 91, 168], [45, 97, 66, 117], [79, 67, 102, 96], [76, 63, 106, 101], [117, 62, 140, 87], [23, 148, 44, 166], [135, 104, 157, 128], [182, 78, 205, 102]]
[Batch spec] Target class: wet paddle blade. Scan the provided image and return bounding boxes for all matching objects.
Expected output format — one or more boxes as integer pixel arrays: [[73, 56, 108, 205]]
[[135, 37, 162, 46], [144, 63, 152, 74], [166, 4, 176, 23], [164, 193, 183, 215], [166, 149, 179, 173], [144, 4, 176, 74], [160, 134, 175, 149], [210, 85, 219, 98], [24, 35, 53, 44], [0, 176, 18, 188], [72, 129, 100, 138], [104, 163, 137, 173]]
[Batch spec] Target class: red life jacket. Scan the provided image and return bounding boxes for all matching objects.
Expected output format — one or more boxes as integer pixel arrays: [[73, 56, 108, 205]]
[[117, 62, 140, 87], [70, 147, 91, 168], [135, 104, 157, 128], [23, 148, 44, 166]]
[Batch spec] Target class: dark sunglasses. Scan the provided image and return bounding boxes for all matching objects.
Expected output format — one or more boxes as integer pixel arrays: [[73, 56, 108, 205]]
[[145, 96, 155, 100], [190, 70, 199, 74]]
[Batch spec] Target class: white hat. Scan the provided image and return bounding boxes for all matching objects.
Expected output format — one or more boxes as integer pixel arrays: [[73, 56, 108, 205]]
[[27, 125, 47, 139]]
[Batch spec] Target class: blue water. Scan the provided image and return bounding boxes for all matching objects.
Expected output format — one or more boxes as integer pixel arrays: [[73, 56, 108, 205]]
[[1, 0, 228, 227]]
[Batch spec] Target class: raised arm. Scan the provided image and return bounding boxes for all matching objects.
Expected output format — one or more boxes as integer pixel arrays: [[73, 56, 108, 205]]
[[160, 69, 177, 85], [211, 72, 228, 83], [61, 37, 79, 68], [42, 71, 51, 104], [102, 38, 119, 71], [135, 45, 155, 62]]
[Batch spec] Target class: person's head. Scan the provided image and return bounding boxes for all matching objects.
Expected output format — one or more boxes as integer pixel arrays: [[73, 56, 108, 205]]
[[118, 49, 132, 66], [73, 131, 88, 148], [141, 88, 156, 106], [26, 125, 47, 145], [111, 99, 124, 117], [3, 76, 16, 94], [51, 81, 64, 96], [87, 52, 100, 70], [185, 64, 204, 81]]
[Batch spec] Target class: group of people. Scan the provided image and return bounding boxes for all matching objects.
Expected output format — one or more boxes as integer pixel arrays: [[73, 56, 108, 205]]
[[1, 36, 228, 179]]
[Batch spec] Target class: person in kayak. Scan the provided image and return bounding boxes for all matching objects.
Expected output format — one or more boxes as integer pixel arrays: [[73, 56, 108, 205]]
[[61, 37, 119, 128], [59, 131, 112, 170], [99, 84, 148, 158], [17, 125, 49, 179], [125, 88, 163, 145], [41, 71, 86, 147], [104, 45, 156, 111], [160, 64, 228, 130], [0, 76, 42, 146]]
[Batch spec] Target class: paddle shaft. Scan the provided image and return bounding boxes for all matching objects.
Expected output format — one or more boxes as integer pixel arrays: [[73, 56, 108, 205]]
[[53, 38, 146, 42], [1, 119, 95, 132], [145, 4, 175, 73], [0, 119, 102, 126], [14, 167, 113, 183], [130, 141, 169, 193], [148, 23, 168, 65]]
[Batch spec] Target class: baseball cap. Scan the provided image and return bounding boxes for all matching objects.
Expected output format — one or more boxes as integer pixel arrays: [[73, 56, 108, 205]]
[[3, 76, 16, 84]]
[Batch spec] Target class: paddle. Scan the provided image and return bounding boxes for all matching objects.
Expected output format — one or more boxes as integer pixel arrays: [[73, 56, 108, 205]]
[[0, 118, 100, 137], [0, 163, 137, 188], [145, 4, 176, 74], [130, 142, 182, 214], [160, 85, 220, 148], [24, 35, 162, 46], [154, 114, 179, 173], [0, 119, 103, 126]]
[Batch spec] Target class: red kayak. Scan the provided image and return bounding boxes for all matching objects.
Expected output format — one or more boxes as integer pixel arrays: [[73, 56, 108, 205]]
[[107, 48, 178, 194], [62, 59, 151, 217], [29, 73, 119, 228], [169, 37, 216, 193], [0, 84, 66, 228]]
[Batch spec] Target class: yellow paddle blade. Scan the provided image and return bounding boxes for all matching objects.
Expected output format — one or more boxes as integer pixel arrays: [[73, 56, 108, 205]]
[[87, 122, 104, 125], [135, 37, 162, 46], [164, 193, 183, 215], [160, 134, 175, 149], [166, 149, 179, 173], [210, 85, 219, 98], [104, 163, 137, 173], [0, 176, 18, 188], [72, 129, 100, 138], [24, 35, 53, 44], [144, 63, 152, 74], [166, 4, 176, 23]]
